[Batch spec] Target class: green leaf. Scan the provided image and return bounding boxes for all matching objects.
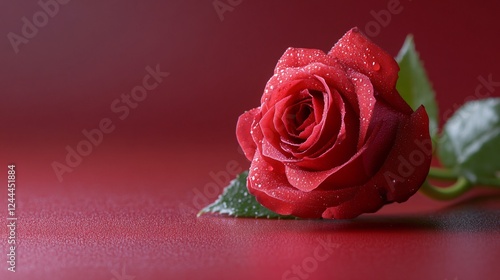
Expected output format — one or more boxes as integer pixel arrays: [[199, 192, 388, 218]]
[[438, 98, 500, 186], [396, 35, 439, 141], [197, 171, 296, 219]]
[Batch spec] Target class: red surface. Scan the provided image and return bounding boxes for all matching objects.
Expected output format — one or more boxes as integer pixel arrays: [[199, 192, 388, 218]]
[[0, 1, 500, 279]]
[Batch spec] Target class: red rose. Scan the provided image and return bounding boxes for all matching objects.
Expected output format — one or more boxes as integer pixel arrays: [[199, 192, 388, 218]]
[[236, 28, 431, 219]]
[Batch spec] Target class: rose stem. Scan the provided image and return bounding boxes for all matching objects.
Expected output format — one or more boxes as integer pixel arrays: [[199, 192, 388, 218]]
[[427, 167, 500, 187], [419, 177, 472, 200], [427, 167, 458, 181]]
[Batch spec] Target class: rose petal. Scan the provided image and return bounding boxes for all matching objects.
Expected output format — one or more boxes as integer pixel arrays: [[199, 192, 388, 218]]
[[295, 97, 358, 170], [328, 27, 397, 93], [322, 106, 431, 219], [274, 47, 336, 74], [329, 27, 412, 114], [264, 62, 359, 116], [247, 151, 358, 218], [297, 93, 334, 152], [265, 73, 325, 109], [321, 183, 384, 219], [291, 92, 358, 171], [273, 91, 312, 140], [260, 107, 295, 162], [316, 95, 403, 188], [348, 70, 376, 148], [285, 100, 401, 192], [262, 75, 343, 159], [375, 105, 432, 201], [236, 108, 260, 161], [273, 95, 295, 138], [284, 137, 374, 193]]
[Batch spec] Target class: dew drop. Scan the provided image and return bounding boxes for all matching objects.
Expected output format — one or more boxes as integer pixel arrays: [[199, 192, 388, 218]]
[[372, 62, 380, 71], [267, 166, 274, 172]]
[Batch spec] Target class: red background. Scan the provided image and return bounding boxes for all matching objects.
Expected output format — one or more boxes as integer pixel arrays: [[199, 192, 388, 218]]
[[0, 0, 499, 279]]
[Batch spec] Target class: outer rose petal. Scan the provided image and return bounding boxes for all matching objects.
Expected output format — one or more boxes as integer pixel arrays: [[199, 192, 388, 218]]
[[321, 185, 384, 219], [236, 108, 260, 161], [379, 106, 432, 201], [263, 60, 357, 112], [329, 28, 413, 115], [329, 27, 398, 93], [322, 106, 431, 219], [247, 150, 359, 218], [274, 48, 336, 75]]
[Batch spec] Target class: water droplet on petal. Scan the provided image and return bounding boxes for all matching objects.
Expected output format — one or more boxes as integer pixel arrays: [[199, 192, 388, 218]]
[[267, 166, 274, 172], [372, 62, 380, 71]]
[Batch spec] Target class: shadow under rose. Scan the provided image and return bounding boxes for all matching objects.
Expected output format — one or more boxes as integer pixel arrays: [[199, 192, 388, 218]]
[[200, 193, 500, 233], [295, 193, 500, 233]]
